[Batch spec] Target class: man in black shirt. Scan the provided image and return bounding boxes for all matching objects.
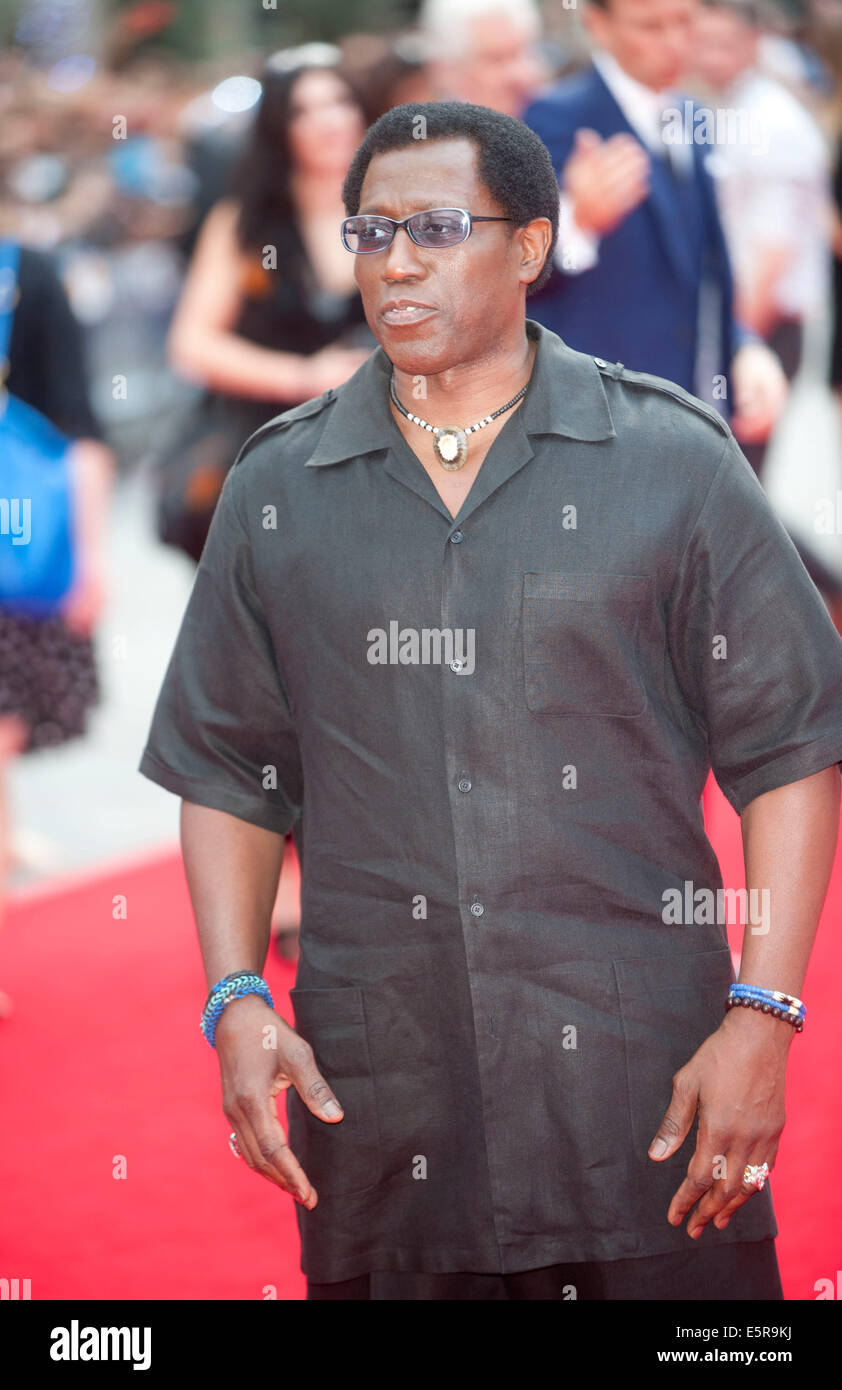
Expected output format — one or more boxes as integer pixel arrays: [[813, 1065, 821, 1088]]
[[139, 103, 842, 1300]]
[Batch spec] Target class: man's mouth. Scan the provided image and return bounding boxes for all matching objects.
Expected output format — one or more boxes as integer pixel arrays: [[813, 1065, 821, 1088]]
[[380, 300, 437, 325]]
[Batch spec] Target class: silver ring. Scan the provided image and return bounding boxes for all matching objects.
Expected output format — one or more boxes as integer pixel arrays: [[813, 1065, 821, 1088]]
[[228, 1131, 242, 1159], [742, 1161, 769, 1191]]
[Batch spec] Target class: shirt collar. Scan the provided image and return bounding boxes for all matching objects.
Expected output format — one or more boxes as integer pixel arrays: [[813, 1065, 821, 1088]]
[[304, 319, 615, 468], [592, 49, 678, 151]]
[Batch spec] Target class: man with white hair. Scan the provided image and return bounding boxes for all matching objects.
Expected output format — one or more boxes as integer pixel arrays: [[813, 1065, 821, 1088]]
[[419, 0, 547, 117]]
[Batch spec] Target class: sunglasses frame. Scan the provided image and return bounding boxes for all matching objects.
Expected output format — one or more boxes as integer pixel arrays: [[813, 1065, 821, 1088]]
[[340, 207, 513, 254]]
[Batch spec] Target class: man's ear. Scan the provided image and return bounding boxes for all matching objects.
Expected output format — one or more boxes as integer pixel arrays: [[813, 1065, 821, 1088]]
[[517, 217, 553, 289]]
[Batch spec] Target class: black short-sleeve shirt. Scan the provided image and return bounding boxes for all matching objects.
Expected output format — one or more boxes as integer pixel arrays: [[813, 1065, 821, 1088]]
[[139, 319, 842, 1281]]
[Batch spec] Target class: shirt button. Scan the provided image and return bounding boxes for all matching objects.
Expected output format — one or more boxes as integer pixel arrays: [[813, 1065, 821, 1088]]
[[450, 530, 464, 544], [450, 658, 465, 673], [457, 775, 472, 792], [593, 357, 607, 368], [470, 901, 485, 917]]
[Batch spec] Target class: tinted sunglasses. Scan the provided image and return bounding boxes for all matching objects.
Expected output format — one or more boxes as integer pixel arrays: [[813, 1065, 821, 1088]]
[[340, 207, 513, 254]]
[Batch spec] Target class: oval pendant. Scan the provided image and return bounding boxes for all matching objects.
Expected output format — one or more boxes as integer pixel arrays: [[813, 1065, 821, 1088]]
[[433, 426, 468, 471]]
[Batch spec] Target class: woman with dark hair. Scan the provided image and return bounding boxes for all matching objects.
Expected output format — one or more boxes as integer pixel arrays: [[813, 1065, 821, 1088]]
[[163, 46, 372, 555], [164, 47, 372, 960]]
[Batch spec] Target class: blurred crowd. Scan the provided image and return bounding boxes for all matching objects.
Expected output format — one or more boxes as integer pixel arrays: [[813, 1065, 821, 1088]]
[[3, 0, 842, 981]]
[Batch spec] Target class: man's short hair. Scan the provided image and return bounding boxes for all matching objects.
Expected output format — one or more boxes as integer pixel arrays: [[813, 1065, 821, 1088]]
[[418, 0, 541, 62], [342, 101, 560, 296]]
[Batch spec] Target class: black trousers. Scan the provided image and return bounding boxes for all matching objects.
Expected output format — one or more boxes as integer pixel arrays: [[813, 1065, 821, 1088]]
[[306, 1236, 783, 1301]]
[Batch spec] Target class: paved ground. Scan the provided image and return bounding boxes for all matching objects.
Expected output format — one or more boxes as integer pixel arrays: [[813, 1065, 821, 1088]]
[[8, 323, 842, 888], [8, 462, 196, 885]]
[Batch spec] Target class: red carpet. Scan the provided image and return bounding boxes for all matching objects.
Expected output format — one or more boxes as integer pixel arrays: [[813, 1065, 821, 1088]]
[[0, 849, 304, 1300], [1, 774, 839, 1300], [702, 776, 842, 1299]]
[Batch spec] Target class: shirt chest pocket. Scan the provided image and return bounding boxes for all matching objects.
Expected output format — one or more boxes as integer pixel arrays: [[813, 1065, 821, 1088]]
[[522, 571, 653, 718]]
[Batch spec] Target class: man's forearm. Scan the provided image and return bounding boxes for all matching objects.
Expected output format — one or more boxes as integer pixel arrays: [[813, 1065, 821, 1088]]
[[737, 765, 840, 1000], [180, 801, 287, 990]]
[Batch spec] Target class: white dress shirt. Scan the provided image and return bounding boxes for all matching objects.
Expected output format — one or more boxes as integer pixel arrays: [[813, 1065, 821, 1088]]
[[703, 70, 831, 322], [556, 49, 687, 275], [554, 49, 723, 406]]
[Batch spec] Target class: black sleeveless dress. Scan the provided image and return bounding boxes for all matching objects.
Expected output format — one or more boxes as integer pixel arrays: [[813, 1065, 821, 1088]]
[[161, 237, 372, 564], [0, 247, 103, 753], [220, 242, 371, 442]]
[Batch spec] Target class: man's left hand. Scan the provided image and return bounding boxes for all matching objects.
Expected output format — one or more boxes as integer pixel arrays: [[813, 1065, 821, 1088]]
[[647, 1007, 791, 1238], [730, 342, 788, 445]]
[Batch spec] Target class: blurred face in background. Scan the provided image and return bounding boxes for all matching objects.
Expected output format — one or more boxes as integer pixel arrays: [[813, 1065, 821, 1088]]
[[431, 13, 545, 118], [585, 0, 699, 91], [286, 68, 366, 176], [692, 6, 758, 92]]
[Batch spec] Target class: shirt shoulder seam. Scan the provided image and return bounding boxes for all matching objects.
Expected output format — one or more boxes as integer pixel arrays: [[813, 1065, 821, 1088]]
[[231, 390, 337, 470], [599, 363, 733, 438]]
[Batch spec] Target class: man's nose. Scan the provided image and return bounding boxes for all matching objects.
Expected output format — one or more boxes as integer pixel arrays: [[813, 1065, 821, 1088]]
[[382, 225, 425, 279]]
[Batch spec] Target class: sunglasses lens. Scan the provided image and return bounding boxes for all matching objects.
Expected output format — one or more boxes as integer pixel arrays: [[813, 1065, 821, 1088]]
[[410, 210, 469, 246], [341, 217, 394, 253]]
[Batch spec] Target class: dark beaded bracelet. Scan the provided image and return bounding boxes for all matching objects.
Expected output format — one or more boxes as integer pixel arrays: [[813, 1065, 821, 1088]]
[[724, 995, 804, 1031]]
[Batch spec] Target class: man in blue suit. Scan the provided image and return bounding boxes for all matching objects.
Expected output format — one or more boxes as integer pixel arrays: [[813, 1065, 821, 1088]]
[[523, 0, 785, 441]]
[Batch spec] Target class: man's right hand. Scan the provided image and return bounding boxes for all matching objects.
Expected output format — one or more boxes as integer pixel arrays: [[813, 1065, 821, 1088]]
[[215, 994, 344, 1208], [562, 127, 651, 239]]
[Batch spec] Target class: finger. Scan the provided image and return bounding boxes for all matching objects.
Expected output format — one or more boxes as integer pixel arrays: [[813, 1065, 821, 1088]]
[[649, 1068, 699, 1161], [682, 1143, 751, 1237], [587, 160, 651, 208], [225, 1109, 274, 1180], [223, 1082, 311, 1199], [226, 1105, 288, 1186], [666, 1144, 720, 1227], [585, 156, 650, 199], [289, 1048, 345, 1124], [713, 1141, 778, 1231], [563, 157, 650, 219], [236, 1090, 318, 1207], [708, 1184, 754, 1233], [572, 126, 603, 154], [596, 139, 651, 172], [602, 130, 648, 154], [593, 163, 651, 202]]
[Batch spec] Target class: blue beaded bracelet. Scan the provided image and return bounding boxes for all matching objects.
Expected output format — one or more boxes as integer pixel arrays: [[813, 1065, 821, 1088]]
[[725, 983, 805, 1031], [200, 971, 274, 1048]]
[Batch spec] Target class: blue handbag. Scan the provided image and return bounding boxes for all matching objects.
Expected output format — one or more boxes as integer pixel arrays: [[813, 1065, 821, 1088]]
[[0, 240, 75, 615]]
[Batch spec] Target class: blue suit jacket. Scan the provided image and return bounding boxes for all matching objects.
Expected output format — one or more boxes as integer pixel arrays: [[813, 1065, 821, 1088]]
[[523, 64, 736, 404]]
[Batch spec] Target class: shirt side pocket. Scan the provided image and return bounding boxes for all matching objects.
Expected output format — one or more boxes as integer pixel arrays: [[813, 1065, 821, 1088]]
[[614, 944, 734, 1165], [287, 985, 383, 1198]]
